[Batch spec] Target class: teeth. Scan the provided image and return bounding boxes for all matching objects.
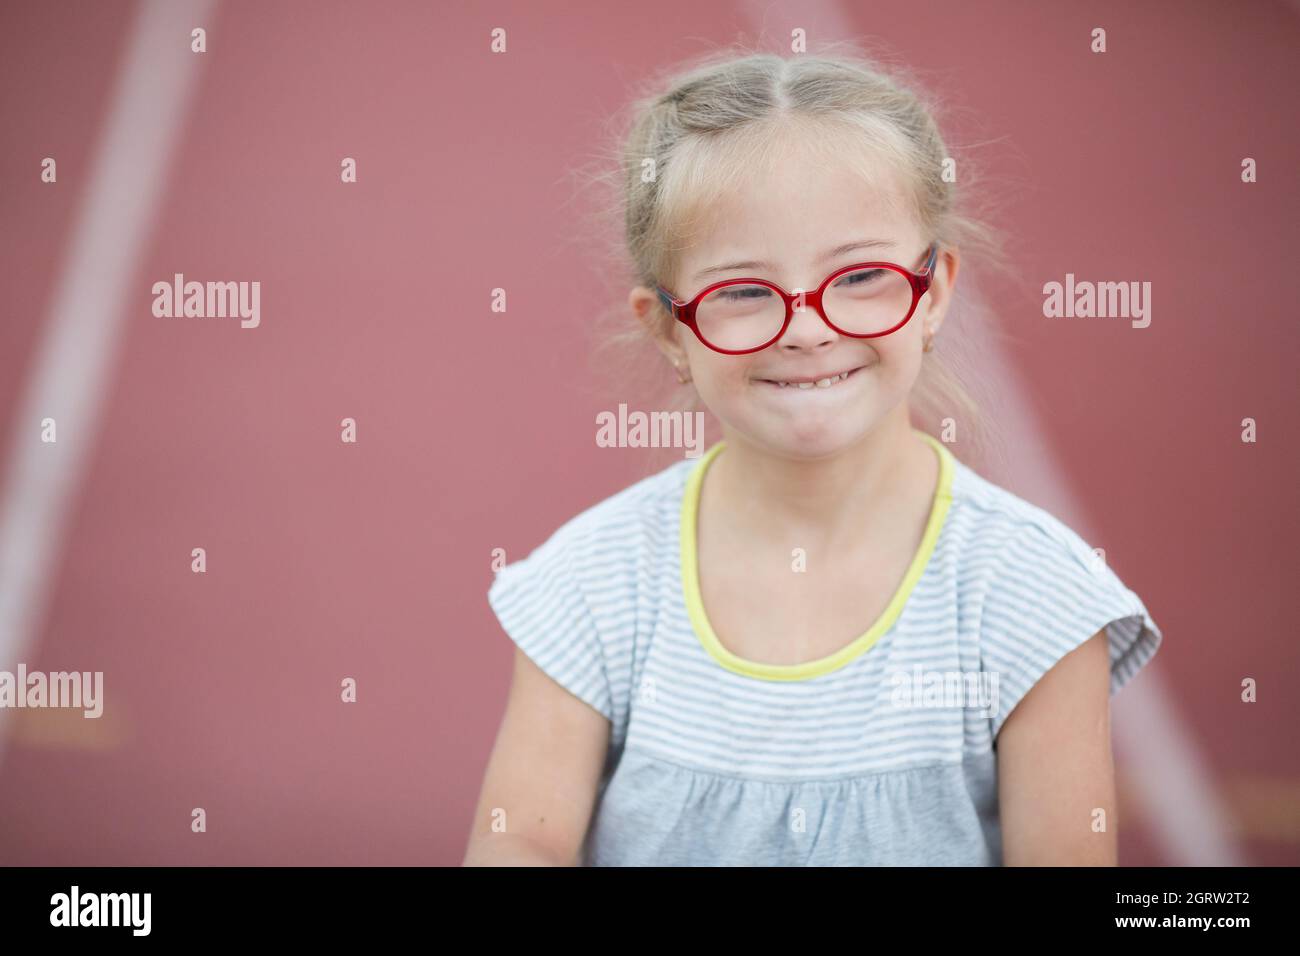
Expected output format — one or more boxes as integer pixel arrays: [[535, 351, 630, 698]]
[[772, 370, 852, 388]]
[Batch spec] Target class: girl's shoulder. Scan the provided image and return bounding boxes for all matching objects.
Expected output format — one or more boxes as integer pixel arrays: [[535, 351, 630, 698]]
[[941, 448, 1157, 627], [516, 454, 693, 565], [944, 450, 1114, 571], [487, 454, 691, 735]]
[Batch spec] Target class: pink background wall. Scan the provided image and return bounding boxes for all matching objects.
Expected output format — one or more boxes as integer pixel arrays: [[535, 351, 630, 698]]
[[0, 0, 1296, 865]]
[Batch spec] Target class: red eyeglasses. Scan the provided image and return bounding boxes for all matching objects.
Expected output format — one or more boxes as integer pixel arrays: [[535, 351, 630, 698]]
[[655, 242, 939, 355]]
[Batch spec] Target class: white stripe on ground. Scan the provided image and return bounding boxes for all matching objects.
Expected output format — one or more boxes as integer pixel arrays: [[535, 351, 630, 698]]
[[0, 0, 218, 766], [736, 0, 1242, 865]]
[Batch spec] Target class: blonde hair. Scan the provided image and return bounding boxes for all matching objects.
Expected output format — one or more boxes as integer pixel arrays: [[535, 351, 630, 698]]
[[568, 42, 1025, 475]]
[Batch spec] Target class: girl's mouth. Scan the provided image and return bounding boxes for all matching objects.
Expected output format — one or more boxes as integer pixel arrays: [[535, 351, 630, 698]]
[[755, 364, 868, 390]]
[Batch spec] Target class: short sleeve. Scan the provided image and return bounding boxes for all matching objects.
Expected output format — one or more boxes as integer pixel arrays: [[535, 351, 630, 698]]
[[487, 529, 614, 722], [977, 521, 1163, 741]]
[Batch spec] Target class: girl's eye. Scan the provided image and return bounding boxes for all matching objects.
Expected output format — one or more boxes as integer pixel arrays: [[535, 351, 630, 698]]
[[837, 268, 885, 287], [717, 286, 772, 302]]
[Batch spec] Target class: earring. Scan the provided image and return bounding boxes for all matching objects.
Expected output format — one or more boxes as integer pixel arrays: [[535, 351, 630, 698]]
[[922, 329, 936, 353], [675, 364, 692, 384]]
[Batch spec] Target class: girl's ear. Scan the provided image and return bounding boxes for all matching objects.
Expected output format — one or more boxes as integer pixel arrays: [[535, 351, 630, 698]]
[[629, 285, 689, 367], [920, 246, 961, 337]]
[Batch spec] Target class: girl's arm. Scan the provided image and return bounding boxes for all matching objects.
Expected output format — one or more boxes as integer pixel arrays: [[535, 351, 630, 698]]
[[462, 646, 611, 866], [996, 629, 1119, 865]]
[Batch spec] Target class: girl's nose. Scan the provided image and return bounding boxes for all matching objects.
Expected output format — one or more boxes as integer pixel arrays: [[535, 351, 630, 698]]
[[777, 298, 837, 350]]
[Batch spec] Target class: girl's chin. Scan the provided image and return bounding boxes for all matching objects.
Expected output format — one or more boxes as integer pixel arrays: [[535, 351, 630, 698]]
[[746, 416, 878, 454]]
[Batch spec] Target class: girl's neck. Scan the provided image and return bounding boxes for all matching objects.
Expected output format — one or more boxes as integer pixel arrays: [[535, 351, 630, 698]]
[[704, 409, 934, 555]]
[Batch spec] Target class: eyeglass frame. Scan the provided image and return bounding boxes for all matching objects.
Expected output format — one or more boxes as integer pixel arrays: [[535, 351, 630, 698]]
[[654, 241, 940, 355]]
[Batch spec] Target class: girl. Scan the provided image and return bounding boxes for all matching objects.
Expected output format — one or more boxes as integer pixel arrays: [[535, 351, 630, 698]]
[[464, 50, 1162, 866]]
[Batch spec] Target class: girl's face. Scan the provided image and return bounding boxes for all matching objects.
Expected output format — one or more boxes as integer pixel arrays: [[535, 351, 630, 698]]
[[630, 148, 958, 460]]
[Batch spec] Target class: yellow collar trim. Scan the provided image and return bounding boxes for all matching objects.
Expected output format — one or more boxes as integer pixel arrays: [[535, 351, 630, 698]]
[[679, 429, 956, 681]]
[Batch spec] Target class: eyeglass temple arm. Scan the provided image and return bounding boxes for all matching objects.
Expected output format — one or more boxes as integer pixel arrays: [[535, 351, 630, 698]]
[[655, 288, 680, 316], [920, 242, 939, 277]]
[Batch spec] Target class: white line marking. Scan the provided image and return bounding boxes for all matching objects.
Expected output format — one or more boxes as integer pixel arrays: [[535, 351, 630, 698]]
[[0, 0, 218, 766]]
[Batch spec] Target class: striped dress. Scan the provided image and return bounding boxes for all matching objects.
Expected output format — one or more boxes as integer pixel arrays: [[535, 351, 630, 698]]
[[487, 429, 1163, 866]]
